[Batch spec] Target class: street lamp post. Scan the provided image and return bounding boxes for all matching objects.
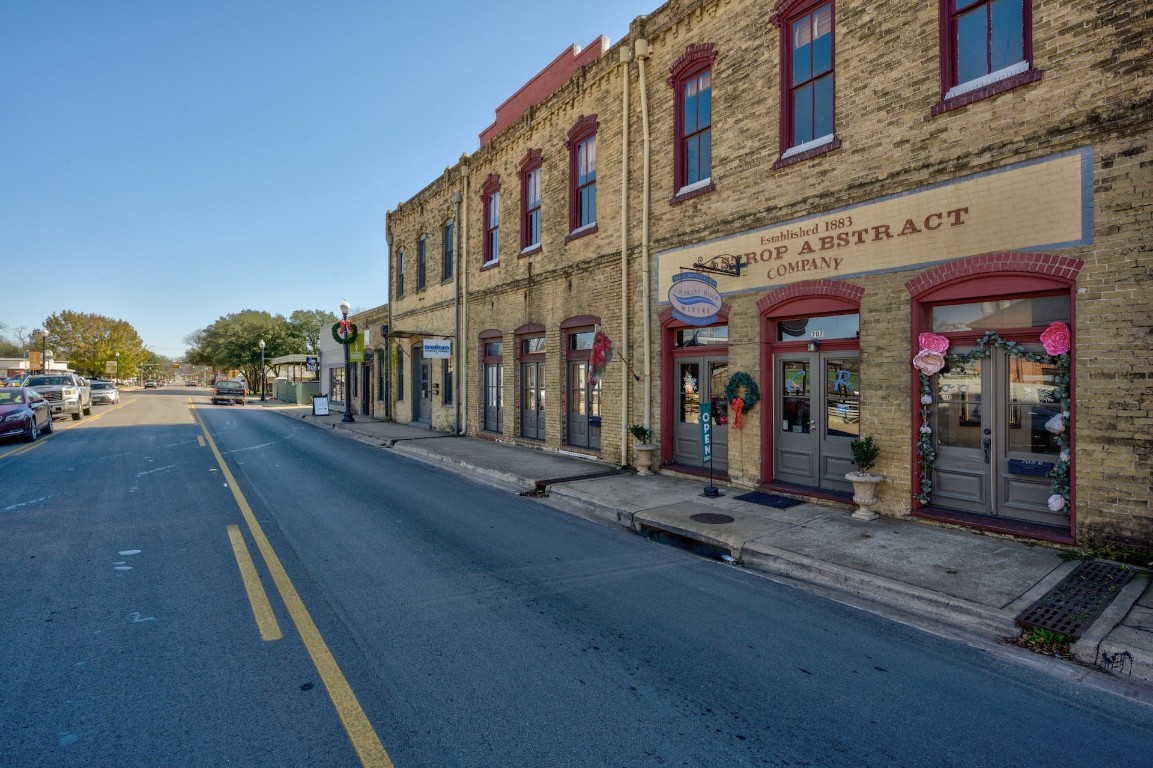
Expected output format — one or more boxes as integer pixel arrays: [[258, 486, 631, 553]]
[[258, 339, 266, 402], [340, 299, 354, 423], [115, 351, 120, 383]]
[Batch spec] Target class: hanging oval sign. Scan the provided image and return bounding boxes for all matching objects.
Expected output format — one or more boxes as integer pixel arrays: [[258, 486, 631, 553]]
[[668, 272, 723, 326]]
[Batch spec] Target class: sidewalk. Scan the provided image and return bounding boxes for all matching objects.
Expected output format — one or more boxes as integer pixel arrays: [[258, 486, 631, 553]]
[[256, 398, 1153, 698]]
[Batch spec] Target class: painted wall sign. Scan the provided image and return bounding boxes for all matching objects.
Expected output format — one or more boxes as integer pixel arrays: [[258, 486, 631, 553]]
[[423, 339, 452, 359], [668, 272, 723, 326], [656, 149, 1091, 300]]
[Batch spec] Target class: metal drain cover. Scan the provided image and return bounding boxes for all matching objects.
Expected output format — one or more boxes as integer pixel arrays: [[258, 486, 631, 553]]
[[690, 512, 735, 525], [1016, 561, 1134, 639]]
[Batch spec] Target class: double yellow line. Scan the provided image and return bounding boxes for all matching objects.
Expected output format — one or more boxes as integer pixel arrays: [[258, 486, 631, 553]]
[[192, 405, 394, 768]]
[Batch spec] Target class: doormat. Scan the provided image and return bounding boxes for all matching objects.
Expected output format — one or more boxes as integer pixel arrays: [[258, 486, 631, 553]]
[[1016, 560, 1134, 640], [732, 492, 803, 509]]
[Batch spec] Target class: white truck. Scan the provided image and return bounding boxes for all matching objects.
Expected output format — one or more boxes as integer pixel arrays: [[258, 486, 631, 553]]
[[23, 373, 92, 420]]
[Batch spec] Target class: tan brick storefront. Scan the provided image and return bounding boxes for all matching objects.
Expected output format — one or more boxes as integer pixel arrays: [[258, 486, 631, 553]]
[[385, 0, 1152, 549]]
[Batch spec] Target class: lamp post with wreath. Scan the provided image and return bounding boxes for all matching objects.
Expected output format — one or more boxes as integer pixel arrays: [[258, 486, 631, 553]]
[[335, 299, 358, 423]]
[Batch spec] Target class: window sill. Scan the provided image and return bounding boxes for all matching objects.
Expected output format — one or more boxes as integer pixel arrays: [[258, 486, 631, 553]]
[[519, 244, 542, 258], [932, 67, 1043, 116], [480, 259, 500, 271], [772, 135, 841, 170], [670, 178, 715, 205], [565, 223, 598, 243]]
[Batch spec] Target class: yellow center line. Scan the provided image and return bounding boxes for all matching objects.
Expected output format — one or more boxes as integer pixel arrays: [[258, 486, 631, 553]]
[[192, 405, 394, 768], [226, 524, 283, 641]]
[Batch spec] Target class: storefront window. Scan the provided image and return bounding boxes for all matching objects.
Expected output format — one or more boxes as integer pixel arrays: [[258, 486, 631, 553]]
[[675, 326, 728, 348], [777, 314, 859, 341], [930, 296, 1069, 332]]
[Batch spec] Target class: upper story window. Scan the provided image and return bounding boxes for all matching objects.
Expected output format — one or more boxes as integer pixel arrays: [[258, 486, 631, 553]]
[[417, 236, 427, 290], [442, 221, 454, 281], [934, 0, 1040, 115], [481, 174, 500, 267], [396, 248, 405, 297], [668, 44, 717, 203], [519, 149, 543, 254], [772, 1, 840, 168], [566, 115, 598, 239]]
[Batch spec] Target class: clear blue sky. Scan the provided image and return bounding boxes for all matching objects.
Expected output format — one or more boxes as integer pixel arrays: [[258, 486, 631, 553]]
[[0, 0, 654, 358]]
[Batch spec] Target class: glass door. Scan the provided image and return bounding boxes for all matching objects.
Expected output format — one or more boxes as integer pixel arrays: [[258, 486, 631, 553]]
[[932, 347, 1066, 525], [483, 363, 503, 433], [672, 358, 728, 471], [521, 362, 545, 440], [775, 352, 857, 492]]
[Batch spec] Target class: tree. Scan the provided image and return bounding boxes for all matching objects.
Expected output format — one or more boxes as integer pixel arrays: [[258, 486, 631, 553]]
[[289, 309, 339, 356], [41, 311, 147, 378], [185, 310, 296, 389]]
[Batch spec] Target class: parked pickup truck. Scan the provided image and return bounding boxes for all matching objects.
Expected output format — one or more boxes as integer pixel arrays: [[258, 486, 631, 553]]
[[23, 373, 92, 420], [212, 380, 247, 405]]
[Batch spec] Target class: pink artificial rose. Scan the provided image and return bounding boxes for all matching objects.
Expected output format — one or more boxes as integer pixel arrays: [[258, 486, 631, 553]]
[[913, 349, 946, 375], [1040, 322, 1071, 356], [918, 332, 950, 355]]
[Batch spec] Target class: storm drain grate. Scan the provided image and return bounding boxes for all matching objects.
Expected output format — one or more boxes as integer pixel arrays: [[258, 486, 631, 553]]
[[1016, 561, 1134, 639]]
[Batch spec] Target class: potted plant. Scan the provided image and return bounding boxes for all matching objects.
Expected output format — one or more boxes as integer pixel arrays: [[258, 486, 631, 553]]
[[629, 424, 657, 476], [845, 436, 882, 520]]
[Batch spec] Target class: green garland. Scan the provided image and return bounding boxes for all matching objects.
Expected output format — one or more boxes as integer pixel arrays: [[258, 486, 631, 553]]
[[724, 371, 760, 412], [331, 321, 359, 345], [916, 332, 1071, 507]]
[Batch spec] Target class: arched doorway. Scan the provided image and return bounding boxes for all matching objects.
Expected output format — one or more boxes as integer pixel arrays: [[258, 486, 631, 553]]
[[758, 281, 864, 493]]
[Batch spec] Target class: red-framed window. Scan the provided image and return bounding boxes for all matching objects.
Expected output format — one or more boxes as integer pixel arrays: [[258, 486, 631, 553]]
[[481, 174, 500, 266], [771, 0, 840, 168], [934, 0, 1039, 115], [519, 148, 543, 254], [668, 44, 717, 203], [566, 115, 598, 239]]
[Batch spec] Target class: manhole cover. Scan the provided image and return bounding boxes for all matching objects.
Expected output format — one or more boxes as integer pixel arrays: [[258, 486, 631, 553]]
[[1016, 561, 1134, 639], [690, 512, 735, 525]]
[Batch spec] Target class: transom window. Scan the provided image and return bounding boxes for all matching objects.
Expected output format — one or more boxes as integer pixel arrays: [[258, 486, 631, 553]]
[[521, 337, 546, 354], [776, 314, 859, 342], [930, 297, 1069, 333], [569, 331, 595, 351], [675, 326, 729, 348]]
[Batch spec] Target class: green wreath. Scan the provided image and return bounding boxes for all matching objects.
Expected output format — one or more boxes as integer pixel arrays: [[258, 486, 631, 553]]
[[724, 371, 760, 412], [331, 321, 359, 345]]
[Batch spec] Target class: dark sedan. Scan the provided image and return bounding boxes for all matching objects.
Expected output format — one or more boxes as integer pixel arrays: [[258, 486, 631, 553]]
[[0, 387, 54, 441]]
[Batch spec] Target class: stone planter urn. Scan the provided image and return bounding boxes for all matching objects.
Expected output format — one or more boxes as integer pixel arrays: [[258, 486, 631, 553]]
[[846, 436, 882, 521], [845, 471, 883, 520], [634, 444, 657, 476], [629, 424, 657, 476]]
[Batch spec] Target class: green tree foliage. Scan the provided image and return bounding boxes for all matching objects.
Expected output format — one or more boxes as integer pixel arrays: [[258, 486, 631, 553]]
[[42, 311, 148, 378], [289, 309, 339, 356], [185, 310, 297, 389]]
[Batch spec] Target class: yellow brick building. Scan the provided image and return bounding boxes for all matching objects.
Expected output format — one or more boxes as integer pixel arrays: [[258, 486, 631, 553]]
[[385, 0, 1152, 550]]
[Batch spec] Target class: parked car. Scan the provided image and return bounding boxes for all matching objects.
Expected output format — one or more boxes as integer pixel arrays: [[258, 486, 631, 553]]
[[0, 387, 54, 441], [144, 380, 159, 389], [212, 380, 246, 405], [90, 380, 121, 405], [22, 373, 91, 420]]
